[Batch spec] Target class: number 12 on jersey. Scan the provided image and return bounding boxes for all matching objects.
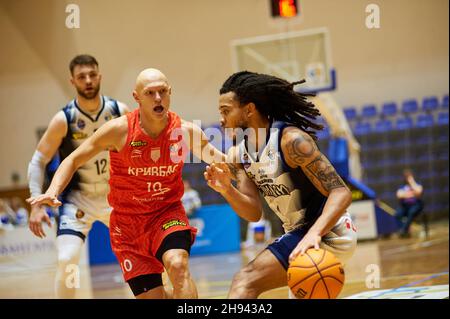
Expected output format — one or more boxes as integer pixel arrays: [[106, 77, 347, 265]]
[[95, 159, 108, 175]]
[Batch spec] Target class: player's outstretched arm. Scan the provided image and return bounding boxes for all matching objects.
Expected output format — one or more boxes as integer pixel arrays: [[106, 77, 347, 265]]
[[27, 117, 127, 207], [181, 120, 226, 164], [204, 146, 262, 222], [27, 111, 67, 238], [281, 127, 352, 260]]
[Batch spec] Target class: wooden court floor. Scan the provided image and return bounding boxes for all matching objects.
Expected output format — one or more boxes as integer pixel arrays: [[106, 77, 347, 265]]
[[1, 220, 448, 299]]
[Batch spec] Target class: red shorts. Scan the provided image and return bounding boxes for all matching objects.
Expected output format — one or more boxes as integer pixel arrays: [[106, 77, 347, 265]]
[[109, 202, 197, 282]]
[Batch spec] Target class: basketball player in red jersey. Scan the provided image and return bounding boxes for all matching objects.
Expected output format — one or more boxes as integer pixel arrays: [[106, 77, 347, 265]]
[[28, 68, 226, 299]]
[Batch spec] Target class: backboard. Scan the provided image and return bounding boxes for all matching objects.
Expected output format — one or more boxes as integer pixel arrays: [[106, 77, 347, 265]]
[[231, 27, 336, 93]]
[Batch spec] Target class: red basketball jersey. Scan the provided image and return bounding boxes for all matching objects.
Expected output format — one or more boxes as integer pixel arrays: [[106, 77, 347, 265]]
[[108, 109, 187, 215]]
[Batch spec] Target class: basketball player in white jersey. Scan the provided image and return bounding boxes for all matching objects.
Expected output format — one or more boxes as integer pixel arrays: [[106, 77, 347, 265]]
[[27, 55, 130, 298], [204, 71, 357, 298]]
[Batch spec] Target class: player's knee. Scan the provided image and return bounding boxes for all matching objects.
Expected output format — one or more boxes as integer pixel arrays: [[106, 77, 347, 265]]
[[230, 265, 259, 297], [165, 253, 190, 288], [231, 267, 251, 288], [57, 246, 81, 268]]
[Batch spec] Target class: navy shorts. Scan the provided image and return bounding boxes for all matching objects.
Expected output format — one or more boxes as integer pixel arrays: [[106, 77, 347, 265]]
[[267, 227, 307, 270], [267, 213, 358, 269]]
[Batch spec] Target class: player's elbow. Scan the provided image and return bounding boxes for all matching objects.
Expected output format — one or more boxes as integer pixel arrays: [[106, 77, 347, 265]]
[[342, 187, 353, 208], [245, 205, 263, 222], [61, 155, 81, 172], [331, 186, 352, 208], [246, 212, 263, 223]]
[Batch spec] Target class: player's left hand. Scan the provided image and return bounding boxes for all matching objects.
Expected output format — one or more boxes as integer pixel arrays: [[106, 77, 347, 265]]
[[289, 231, 322, 263], [204, 162, 233, 194]]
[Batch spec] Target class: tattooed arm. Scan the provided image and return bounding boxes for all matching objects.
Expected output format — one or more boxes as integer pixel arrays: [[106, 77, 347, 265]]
[[204, 146, 262, 222], [281, 127, 352, 260]]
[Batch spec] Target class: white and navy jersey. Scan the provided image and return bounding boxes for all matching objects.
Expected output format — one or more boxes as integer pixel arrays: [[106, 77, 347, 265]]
[[237, 121, 327, 233], [59, 95, 124, 197]]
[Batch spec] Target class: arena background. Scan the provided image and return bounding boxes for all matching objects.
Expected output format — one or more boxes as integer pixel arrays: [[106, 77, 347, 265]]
[[0, 0, 448, 300]]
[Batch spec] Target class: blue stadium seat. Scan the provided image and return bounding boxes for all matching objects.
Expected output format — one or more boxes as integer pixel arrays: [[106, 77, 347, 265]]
[[210, 122, 222, 130], [317, 126, 330, 139], [422, 96, 439, 112], [395, 117, 413, 130], [315, 116, 327, 126], [374, 119, 393, 132], [442, 95, 449, 108], [188, 177, 200, 188], [418, 153, 433, 163], [354, 122, 372, 135], [401, 99, 419, 114], [361, 104, 377, 119], [415, 114, 434, 128], [343, 107, 358, 121], [381, 102, 397, 117], [417, 170, 433, 180], [437, 112, 449, 125]]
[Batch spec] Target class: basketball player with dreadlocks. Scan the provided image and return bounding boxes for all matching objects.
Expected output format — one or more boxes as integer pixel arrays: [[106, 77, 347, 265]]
[[204, 71, 357, 299]]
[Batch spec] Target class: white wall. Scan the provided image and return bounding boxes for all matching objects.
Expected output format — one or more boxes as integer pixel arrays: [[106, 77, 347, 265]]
[[0, 0, 448, 188]]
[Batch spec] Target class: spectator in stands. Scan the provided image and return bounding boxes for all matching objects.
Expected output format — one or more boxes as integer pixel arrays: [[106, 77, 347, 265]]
[[0, 198, 16, 227], [395, 169, 424, 238], [181, 180, 202, 216], [10, 197, 29, 226]]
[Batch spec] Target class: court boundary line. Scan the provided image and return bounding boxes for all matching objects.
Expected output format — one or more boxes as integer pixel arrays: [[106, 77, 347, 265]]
[[368, 271, 449, 299]]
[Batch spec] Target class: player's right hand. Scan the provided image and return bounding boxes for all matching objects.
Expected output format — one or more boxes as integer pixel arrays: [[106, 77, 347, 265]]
[[27, 194, 62, 208], [28, 205, 52, 238]]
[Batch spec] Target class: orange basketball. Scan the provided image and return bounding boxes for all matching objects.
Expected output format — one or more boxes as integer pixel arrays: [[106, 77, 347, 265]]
[[287, 248, 345, 299]]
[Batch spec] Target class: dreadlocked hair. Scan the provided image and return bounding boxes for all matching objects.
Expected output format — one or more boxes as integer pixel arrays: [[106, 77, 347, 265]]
[[220, 71, 324, 140]]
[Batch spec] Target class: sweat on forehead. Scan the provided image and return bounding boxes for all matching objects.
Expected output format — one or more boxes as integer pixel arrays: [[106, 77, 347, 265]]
[[135, 68, 168, 90]]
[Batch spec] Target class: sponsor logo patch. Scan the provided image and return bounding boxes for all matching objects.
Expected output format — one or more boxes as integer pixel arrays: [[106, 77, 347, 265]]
[[75, 210, 85, 219], [77, 119, 86, 129], [267, 148, 276, 160], [130, 140, 148, 147], [72, 132, 88, 140], [246, 171, 256, 180], [131, 149, 143, 158], [150, 147, 161, 162], [162, 219, 187, 230]]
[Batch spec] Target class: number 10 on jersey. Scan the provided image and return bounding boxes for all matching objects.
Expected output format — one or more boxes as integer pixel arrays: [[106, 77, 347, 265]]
[[147, 181, 171, 196]]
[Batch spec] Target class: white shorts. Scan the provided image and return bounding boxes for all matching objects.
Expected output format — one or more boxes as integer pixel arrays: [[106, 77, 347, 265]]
[[320, 213, 358, 266], [57, 190, 111, 240]]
